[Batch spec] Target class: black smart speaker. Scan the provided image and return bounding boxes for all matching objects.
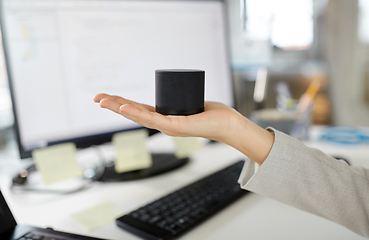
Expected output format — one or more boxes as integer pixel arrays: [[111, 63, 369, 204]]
[[155, 69, 205, 116]]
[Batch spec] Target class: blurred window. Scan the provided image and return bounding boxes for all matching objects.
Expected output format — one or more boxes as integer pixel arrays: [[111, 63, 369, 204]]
[[245, 0, 314, 51], [359, 0, 369, 45]]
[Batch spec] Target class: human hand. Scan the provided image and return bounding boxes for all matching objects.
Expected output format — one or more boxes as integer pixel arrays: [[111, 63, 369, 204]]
[[93, 93, 245, 144], [93, 93, 274, 164]]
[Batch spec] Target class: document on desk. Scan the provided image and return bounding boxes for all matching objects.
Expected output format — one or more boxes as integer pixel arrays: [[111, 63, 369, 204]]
[[112, 129, 152, 173], [172, 137, 203, 158], [72, 201, 123, 232], [32, 143, 82, 185]]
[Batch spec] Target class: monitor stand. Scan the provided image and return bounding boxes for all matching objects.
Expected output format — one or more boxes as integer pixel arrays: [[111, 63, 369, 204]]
[[96, 153, 189, 182]]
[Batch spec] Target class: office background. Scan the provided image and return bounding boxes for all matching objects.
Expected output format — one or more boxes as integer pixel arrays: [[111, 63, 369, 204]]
[[0, 0, 369, 240], [1, 0, 369, 130]]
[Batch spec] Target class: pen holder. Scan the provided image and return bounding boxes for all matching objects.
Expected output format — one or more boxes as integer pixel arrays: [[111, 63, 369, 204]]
[[155, 69, 205, 116], [290, 102, 313, 140], [250, 109, 296, 135], [251, 103, 313, 140]]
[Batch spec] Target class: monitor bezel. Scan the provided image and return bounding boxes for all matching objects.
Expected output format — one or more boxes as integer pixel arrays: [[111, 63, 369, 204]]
[[0, 0, 233, 159]]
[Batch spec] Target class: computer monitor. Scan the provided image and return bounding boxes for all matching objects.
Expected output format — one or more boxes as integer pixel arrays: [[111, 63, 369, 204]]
[[1, 0, 233, 160]]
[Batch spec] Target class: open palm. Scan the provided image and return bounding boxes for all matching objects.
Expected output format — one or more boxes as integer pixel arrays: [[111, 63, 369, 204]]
[[93, 93, 243, 143]]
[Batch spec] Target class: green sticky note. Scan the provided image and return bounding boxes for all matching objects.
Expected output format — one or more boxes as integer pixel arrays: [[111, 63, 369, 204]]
[[32, 143, 82, 185], [172, 137, 203, 158], [112, 129, 152, 173], [72, 201, 123, 232]]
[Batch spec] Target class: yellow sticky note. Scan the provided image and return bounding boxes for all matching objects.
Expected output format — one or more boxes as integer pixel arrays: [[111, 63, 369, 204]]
[[172, 137, 203, 158], [72, 201, 123, 232], [112, 129, 152, 173], [32, 143, 82, 185]]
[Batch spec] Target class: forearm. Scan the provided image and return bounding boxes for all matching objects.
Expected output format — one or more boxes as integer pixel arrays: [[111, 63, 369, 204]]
[[222, 114, 275, 165]]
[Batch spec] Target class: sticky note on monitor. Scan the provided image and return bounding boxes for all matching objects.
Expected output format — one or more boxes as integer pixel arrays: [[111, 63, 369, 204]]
[[112, 129, 152, 173], [72, 201, 123, 232], [32, 143, 82, 185], [172, 137, 203, 158]]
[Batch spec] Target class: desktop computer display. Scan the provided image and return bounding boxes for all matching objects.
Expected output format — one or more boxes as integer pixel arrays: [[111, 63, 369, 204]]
[[0, 0, 233, 159]]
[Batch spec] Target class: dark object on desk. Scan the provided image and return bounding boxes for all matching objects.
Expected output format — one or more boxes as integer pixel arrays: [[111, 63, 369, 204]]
[[333, 156, 351, 166], [11, 163, 93, 194], [155, 69, 205, 116], [0, 190, 106, 240], [11, 153, 189, 194], [116, 160, 249, 240], [98, 153, 189, 182]]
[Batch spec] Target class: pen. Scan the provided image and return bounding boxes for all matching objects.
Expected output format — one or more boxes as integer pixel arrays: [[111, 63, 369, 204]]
[[296, 78, 320, 114]]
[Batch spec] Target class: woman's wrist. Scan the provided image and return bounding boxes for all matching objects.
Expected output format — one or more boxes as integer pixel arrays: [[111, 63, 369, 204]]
[[224, 114, 275, 165]]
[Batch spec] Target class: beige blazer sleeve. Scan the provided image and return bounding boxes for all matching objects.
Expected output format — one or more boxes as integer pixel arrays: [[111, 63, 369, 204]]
[[238, 128, 369, 238]]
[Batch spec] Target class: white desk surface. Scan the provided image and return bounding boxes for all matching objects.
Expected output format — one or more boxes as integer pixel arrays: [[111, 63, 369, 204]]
[[0, 127, 368, 240]]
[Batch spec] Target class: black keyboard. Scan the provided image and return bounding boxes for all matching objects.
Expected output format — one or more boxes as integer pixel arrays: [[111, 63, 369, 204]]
[[18, 232, 67, 240], [116, 160, 249, 240], [16, 230, 105, 240]]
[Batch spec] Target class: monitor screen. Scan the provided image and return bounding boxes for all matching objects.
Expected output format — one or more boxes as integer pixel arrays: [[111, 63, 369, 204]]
[[1, 0, 233, 158]]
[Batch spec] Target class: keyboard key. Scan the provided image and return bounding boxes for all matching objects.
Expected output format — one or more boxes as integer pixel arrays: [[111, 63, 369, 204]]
[[148, 215, 162, 224]]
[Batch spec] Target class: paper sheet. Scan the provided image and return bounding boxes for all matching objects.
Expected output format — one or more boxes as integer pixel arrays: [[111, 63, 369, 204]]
[[172, 137, 203, 158], [32, 143, 82, 185], [112, 129, 152, 173], [72, 201, 123, 232]]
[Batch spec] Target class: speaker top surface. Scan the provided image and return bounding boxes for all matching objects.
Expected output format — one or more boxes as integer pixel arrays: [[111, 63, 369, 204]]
[[155, 69, 205, 75]]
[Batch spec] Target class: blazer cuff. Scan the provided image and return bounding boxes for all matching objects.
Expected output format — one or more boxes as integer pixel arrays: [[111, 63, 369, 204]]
[[238, 127, 281, 191]]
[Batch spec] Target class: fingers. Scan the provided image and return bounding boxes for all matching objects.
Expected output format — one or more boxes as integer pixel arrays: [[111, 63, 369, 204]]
[[99, 98, 124, 115], [93, 93, 110, 102], [94, 93, 133, 106], [97, 95, 172, 132], [119, 104, 153, 127], [110, 95, 155, 112], [99, 99, 158, 131], [94, 93, 155, 112], [119, 104, 194, 137], [94, 93, 204, 138], [119, 104, 173, 131]]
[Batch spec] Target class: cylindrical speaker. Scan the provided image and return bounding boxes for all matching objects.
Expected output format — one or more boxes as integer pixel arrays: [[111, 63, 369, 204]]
[[155, 69, 205, 116]]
